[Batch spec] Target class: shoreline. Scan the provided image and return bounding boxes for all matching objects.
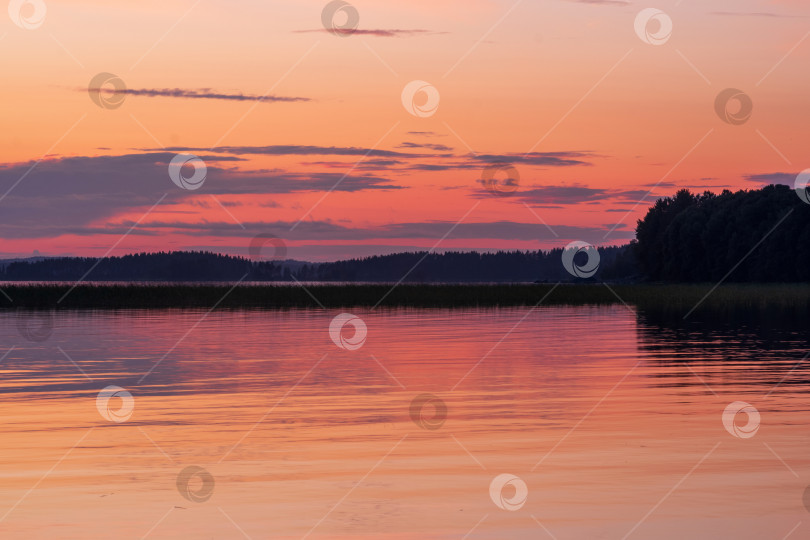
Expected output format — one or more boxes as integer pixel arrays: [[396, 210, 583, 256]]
[[2, 283, 809, 310]]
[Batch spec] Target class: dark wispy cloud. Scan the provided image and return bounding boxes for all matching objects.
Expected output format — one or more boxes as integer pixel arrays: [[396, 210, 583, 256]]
[[397, 142, 454, 152], [85, 88, 311, 103], [155, 145, 426, 159], [471, 185, 658, 206], [404, 163, 462, 172], [473, 151, 594, 168], [475, 152, 594, 167], [0, 153, 404, 238], [399, 151, 596, 173], [294, 29, 444, 37], [744, 172, 794, 186], [301, 159, 405, 170], [639, 180, 728, 191], [514, 186, 607, 204], [147, 146, 597, 174], [0, 142, 609, 239], [640, 181, 677, 188]]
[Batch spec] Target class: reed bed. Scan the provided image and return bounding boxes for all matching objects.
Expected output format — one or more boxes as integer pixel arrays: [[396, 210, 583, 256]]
[[2, 283, 810, 312]]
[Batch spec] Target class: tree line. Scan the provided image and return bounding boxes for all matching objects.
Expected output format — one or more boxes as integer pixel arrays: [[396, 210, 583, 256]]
[[2, 185, 805, 283], [634, 184, 810, 282], [0, 247, 631, 282]]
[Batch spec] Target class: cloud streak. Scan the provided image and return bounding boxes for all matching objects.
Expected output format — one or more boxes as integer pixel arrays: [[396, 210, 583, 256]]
[[398, 142, 454, 152], [0, 152, 404, 238], [473, 152, 594, 167], [85, 87, 311, 103], [148, 146, 596, 172], [156, 145, 426, 158], [744, 172, 795, 186]]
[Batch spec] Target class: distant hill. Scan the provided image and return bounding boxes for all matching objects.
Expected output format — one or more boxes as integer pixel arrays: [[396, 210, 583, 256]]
[[0, 247, 635, 283]]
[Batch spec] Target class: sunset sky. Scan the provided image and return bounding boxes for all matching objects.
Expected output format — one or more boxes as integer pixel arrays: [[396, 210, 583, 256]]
[[1, 0, 809, 261]]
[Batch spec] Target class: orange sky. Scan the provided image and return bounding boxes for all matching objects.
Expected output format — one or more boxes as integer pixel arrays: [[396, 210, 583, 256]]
[[1, 0, 809, 261]]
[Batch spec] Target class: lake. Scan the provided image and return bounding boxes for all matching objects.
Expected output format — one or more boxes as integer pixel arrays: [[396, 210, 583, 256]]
[[1, 306, 808, 539]]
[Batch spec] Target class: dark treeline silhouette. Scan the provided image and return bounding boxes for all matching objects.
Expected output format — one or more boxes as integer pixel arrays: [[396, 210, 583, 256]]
[[309, 247, 631, 282], [0, 252, 292, 282], [634, 184, 810, 282], [3, 185, 805, 283], [0, 247, 632, 282]]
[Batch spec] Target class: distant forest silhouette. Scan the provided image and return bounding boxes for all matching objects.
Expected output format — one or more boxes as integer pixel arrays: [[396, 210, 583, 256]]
[[0, 248, 632, 283], [1, 185, 807, 283]]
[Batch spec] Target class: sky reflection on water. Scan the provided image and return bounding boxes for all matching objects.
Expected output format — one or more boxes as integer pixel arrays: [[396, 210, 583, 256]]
[[1, 306, 809, 539]]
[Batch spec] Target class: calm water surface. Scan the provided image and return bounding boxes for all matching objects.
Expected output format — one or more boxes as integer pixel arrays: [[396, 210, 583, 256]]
[[1, 306, 809, 539]]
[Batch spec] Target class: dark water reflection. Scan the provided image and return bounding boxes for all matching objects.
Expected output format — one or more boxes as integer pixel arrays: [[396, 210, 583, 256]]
[[637, 307, 810, 397]]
